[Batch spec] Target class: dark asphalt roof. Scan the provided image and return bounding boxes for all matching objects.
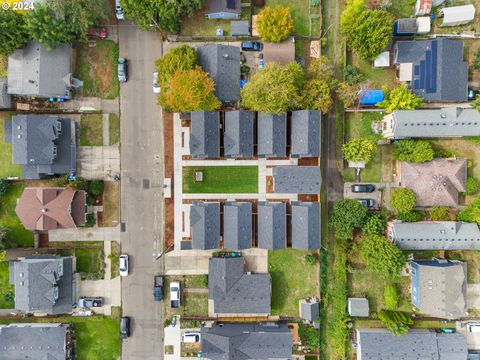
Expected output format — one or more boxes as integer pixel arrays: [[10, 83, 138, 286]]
[[207, 0, 241, 15], [257, 202, 286, 250], [291, 110, 321, 158], [291, 202, 320, 250], [273, 166, 321, 194], [0, 78, 11, 108], [190, 202, 220, 250], [190, 111, 220, 159], [257, 113, 287, 158], [224, 110, 254, 158], [230, 20, 250, 36], [223, 202, 252, 250]]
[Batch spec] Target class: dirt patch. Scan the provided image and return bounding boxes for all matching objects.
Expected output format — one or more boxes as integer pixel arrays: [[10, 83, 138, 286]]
[[163, 112, 175, 251], [103, 181, 120, 227], [97, 211, 104, 227], [88, 47, 113, 95]]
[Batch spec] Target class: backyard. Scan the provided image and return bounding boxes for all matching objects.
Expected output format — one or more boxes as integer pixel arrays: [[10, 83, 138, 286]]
[[0, 261, 14, 309], [183, 166, 258, 193], [264, 0, 319, 37], [80, 114, 104, 146], [0, 113, 22, 179]]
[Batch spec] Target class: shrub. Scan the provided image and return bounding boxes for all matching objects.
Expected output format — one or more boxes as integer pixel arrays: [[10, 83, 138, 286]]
[[458, 196, 480, 225], [390, 188, 416, 213], [0, 179, 10, 197], [377, 309, 413, 336], [305, 253, 320, 265], [398, 211, 423, 222], [256, 6, 294, 42], [330, 199, 369, 239], [84, 214, 96, 227], [393, 140, 434, 163], [428, 206, 450, 221], [342, 139, 377, 164], [52, 176, 68, 187], [384, 283, 399, 310], [362, 215, 386, 235], [89, 180, 104, 196], [379, 84, 423, 113], [466, 177, 478, 196], [345, 65, 362, 84]]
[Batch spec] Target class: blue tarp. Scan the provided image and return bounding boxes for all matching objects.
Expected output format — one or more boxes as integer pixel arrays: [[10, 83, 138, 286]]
[[359, 90, 384, 106]]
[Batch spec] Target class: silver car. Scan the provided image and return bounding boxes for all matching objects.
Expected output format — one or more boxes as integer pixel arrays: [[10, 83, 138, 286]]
[[153, 72, 160, 94], [118, 58, 128, 83]]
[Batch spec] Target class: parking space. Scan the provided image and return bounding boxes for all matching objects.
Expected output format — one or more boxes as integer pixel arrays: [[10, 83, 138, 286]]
[[343, 182, 384, 210], [76, 277, 121, 316]]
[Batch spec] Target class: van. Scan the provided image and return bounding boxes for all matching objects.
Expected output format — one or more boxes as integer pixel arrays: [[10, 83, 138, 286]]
[[182, 332, 201, 343]]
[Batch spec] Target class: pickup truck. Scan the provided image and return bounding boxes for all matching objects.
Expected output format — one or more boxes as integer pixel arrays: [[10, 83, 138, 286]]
[[170, 281, 180, 308], [154, 275, 164, 301]]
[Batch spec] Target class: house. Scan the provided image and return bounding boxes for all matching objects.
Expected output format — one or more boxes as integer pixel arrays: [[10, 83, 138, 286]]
[[205, 0, 240, 19], [387, 221, 480, 250], [263, 37, 296, 65], [0, 323, 74, 359], [10, 256, 76, 314], [393, 18, 417, 36], [379, 108, 480, 140], [273, 167, 321, 194], [208, 256, 271, 316], [393, 39, 468, 102], [291, 202, 320, 250], [15, 187, 86, 231], [291, 110, 321, 158], [224, 110, 254, 158], [356, 328, 467, 360], [0, 78, 11, 109], [190, 202, 220, 250], [230, 20, 250, 36], [411, 259, 467, 319], [348, 298, 369, 317], [197, 44, 240, 103], [8, 41, 73, 99], [300, 298, 320, 322], [189, 111, 220, 159], [257, 113, 287, 158], [201, 323, 293, 359], [257, 202, 286, 250], [399, 158, 467, 207], [223, 202, 252, 250], [4, 114, 76, 179], [440, 5, 476, 27]]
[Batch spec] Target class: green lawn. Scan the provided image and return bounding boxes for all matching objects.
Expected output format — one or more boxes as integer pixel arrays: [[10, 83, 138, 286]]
[[57, 242, 105, 280], [183, 293, 209, 316], [80, 114, 104, 146], [0, 262, 14, 309], [109, 241, 120, 279], [184, 275, 208, 288], [265, 0, 312, 36], [108, 113, 120, 145], [0, 114, 22, 178], [269, 249, 318, 316], [180, 13, 231, 36], [387, 0, 416, 18], [183, 166, 258, 194], [350, 52, 400, 89], [163, 276, 209, 320]]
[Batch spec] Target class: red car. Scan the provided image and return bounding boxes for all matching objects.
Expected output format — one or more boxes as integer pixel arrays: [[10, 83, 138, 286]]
[[87, 27, 108, 40]]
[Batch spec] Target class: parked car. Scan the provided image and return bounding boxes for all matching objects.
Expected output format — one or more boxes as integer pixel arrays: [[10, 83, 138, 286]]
[[120, 317, 130, 339], [87, 27, 108, 40], [78, 297, 103, 308], [118, 58, 128, 83], [182, 332, 201, 343], [119, 254, 129, 276], [115, 0, 124, 20], [241, 42, 263, 51], [170, 281, 180, 308], [357, 199, 374, 208], [154, 275, 163, 301], [468, 89, 480, 101], [152, 72, 160, 94], [351, 184, 375, 193]]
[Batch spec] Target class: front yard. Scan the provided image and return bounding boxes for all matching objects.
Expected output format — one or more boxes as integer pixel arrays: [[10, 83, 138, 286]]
[[163, 276, 210, 321], [103, 181, 120, 227], [0, 113, 22, 179], [80, 114, 104, 146], [183, 166, 258, 193], [56, 242, 105, 280]]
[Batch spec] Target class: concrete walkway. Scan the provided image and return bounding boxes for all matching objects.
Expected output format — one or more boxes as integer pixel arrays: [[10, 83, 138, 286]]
[[182, 193, 298, 200], [49, 226, 121, 242], [103, 113, 110, 146], [59, 98, 119, 114], [164, 318, 181, 360]]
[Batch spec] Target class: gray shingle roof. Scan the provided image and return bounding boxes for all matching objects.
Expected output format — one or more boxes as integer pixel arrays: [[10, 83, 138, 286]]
[[393, 39, 468, 102], [190, 202, 220, 250], [6, 115, 76, 179], [230, 20, 250, 36], [273, 166, 321, 194], [0, 323, 71, 360], [224, 110, 254, 158], [389, 108, 480, 139], [190, 111, 220, 159], [223, 202, 252, 250], [257, 202, 286, 250], [291, 110, 321, 158], [0, 78, 11, 109], [396, 18, 418, 34], [208, 256, 271, 315], [387, 221, 480, 250], [201, 323, 293, 360], [356, 329, 468, 360], [300, 300, 319, 321], [411, 259, 467, 319], [291, 202, 320, 250], [348, 298, 370, 317], [197, 44, 240, 103], [10, 256, 74, 314], [206, 0, 241, 16], [257, 113, 287, 158], [8, 41, 72, 98]]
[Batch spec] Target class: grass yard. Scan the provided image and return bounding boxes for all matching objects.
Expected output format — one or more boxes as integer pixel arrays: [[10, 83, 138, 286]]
[[80, 114, 104, 146], [108, 113, 120, 145], [183, 293, 209, 316], [110, 241, 120, 279], [163, 276, 209, 320], [265, 0, 312, 36], [0, 262, 14, 309], [0, 113, 22, 179], [183, 166, 258, 194], [57, 242, 105, 280], [75, 40, 119, 99], [386, 0, 415, 18], [269, 249, 318, 316], [184, 275, 208, 288], [180, 9, 231, 36], [103, 181, 120, 227], [0, 54, 7, 78], [350, 52, 400, 89], [446, 250, 480, 283]]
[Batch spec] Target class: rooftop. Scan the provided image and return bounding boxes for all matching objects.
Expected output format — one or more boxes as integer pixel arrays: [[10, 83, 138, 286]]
[[257, 202, 286, 250], [348, 298, 370, 317], [257, 112, 286, 158], [291, 202, 320, 250], [223, 202, 252, 250], [223, 110, 254, 159], [190, 202, 220, 250], [273, 166, 321, 194], [189, 111, 220, 159], [291, 110, 321, 158]]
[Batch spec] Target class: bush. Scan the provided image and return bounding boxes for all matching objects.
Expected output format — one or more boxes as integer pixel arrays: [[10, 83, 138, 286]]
[[466, 177, 478, 196], [393, 140, 434, 163], [360, 234, 407, 279], [458, 196, 480, 225], [89, 180, 104, 196], [0, 179, 10, 197], [428, 206, 450, 221], [342, 139, 377, 164], [379, 84, 423, 113], [305, 253, 320, 265], [52, 176, 69, 187], [377, 309, 413, 336], [362, 215, 386, 235], [330, 199, 369, 239], [391, 188, 416, 213], [84, 214, 96, 227], [398, 211, 423, 222], [256, 6, 294, 42], [384, 283, 399, 310], [475, 48, 480, 71], [345, 65, 362, 84]]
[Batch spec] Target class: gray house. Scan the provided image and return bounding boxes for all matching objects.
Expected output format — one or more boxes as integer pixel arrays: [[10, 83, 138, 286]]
[[10, 256, 75, 314], [291, 110, 321, 158], [257, 202, 286, 250], [0, 78, 11, 109], [224, 110, 254, 158], [197, 44, 240, 103], [208, 256, 271, 316], [273, 166, 321, 194], [205, 0, 241, 19], [202, 323, 293, 360], [190, 202, 220, 250], [356, 329, 468, 360], [0, 323, 74, 360], [291, 202, 320, 250], [223, 202, 252, 250], [189, 111, 220, 159], [387, 221, 480, 250], [4, 114, 76, 179], [8, 41, 73, 99], [257, 113, 287, 158]]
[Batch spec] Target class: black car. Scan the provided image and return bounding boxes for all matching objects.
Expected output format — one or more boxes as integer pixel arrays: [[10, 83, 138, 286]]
[[357, 199, 375, 208], [120, 317, 130, 339], [241, 42, 263, 51], [468, 89, 480, 101], [351, 184, 375, 193]]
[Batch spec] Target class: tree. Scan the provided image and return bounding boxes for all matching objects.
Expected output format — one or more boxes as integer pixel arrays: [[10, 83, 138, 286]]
[[458, 196, 480, 225], [330, 199, 368, 238], [159, 67, 221, 112], [342, 139, 377, 164], [393, 140, 434, 163], [384, 283, 399, 310], [0, 228, 7, 250], [362, 215, 386, 235], [467, 177, 478, 196], [398, 211, 423, 222], [359, 234, 406, 279], [25, 5, 75, 50], [428, 206, 450, 221], [377, 310, 413, 336], [89, 180, 104, 197], [300, 79, 334, 113], [391, 188, 416, 214], [306, 56, 334, 82], [256, 6, 294, 42], [0, 179, 10, 197], [345, 65, 362, 84], [155, 45, 197, 88], [0, 9, 29, 55], [475, 48, 480, 71], [341, 0, 366, 34], [379, 85, 423, 113], [336, 82, 358, 108], [241, 62, 305, 114]]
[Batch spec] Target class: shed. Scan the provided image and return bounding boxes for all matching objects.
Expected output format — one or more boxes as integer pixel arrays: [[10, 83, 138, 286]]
[[230, 20, 250, 36], [358, 90, 384, 106], [394, 18, 417, 36], [348, 298, 369, 317], [373, 52, 390, 68], [206, 0, 241, 19], [440, 5, 476, 27], [300, 299, 319, 321]]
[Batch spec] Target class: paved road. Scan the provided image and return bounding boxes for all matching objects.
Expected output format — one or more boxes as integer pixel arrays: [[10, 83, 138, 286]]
[[118, 22, 164, 360]]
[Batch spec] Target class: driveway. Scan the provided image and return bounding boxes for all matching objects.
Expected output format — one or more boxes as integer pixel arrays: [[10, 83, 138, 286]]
[[343, 182, 384, 210], [48, 226, 121, 242], [164, 319, 181, 360], [468, 284, 480, 309], [77, 277, 121, 316], [77, 146, 120, 180]]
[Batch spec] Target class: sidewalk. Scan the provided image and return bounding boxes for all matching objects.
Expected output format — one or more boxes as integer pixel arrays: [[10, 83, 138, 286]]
[[49, 226, 121, 242]]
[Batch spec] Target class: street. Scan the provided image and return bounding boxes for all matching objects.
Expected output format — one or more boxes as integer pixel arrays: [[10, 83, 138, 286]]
[[118, 22, 165, 360]]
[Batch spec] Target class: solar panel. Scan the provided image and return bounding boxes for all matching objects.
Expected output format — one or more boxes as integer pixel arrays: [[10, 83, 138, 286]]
[[419, 60, 426, 89], [227, 0, 236, 9], [429, 40, 438, 94], [414, 65, 420, 76]]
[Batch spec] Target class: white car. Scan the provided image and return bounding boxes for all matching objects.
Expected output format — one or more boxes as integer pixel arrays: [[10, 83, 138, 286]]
[[119, 254, 129, 276], [182, 332, 201, 343], [153, 72, 160, 94], [115, 0, 124, 20], [170, 281, 180, 308]]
